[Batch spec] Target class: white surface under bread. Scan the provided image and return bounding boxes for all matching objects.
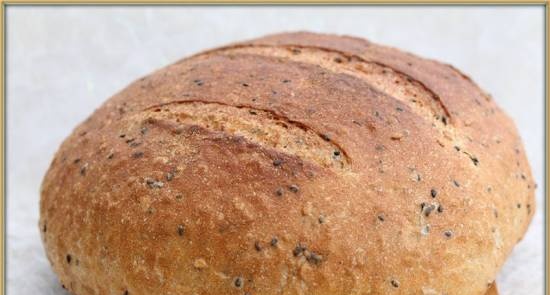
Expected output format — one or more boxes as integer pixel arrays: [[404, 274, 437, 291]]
[[6, 6, 544, 295]]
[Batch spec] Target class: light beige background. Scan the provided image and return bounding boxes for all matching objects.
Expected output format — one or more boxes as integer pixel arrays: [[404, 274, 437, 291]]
[[6, 6, 545, 295]]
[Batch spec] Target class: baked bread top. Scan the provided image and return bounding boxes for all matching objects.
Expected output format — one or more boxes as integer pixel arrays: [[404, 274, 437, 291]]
[[40, 32, 535, 295]]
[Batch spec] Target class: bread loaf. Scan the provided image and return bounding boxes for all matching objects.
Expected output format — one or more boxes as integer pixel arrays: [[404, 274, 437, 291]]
[[40, 32, 535, 295]]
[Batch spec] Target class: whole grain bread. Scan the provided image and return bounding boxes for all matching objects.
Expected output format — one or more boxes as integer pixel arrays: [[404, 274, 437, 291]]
[[40, 32, 535, 295]]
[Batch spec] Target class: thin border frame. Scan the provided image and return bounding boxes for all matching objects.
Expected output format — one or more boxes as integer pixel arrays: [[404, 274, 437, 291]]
[[0, 2, 547, 295]]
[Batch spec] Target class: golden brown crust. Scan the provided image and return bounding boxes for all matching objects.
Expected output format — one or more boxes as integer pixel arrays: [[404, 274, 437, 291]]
[[40, 32, 535, 295], [486, 283, 499, 295]]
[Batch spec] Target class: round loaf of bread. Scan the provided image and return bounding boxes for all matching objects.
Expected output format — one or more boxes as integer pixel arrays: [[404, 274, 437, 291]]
[[40, 32, 535, 295]]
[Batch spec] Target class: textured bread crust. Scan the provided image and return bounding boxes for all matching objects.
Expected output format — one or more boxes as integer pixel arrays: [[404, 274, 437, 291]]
[[40, 32, 535, 295]]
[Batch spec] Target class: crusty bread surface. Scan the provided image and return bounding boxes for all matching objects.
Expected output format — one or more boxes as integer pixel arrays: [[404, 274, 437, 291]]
[[40, 32, 535, 295]]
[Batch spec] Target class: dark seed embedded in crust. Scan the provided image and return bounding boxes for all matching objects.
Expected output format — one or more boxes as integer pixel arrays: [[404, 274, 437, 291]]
[[66, 254, 72, 264], [307, 252, 323, 265], [318, 214, 326, 224], [391, 279, 400, 288], [270, 237, 278, 247], [419, 226, 430, 238], [254, 241, 262, 251], [275, 188, 284, 197], [177, 225, 185, 237], [273, 159, 283, 167], [293, 243, 307, 256], [129, 141, 141, 148], [422, 204, 436, 217], [132, 151, 144, 158], [233, 277, 243, 288], [430, 189, 438, 198], [444, 230, 453, 238], [289, 184, 299, 193], [453, 180, 460, 187], [79, 164, 88, 176]]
